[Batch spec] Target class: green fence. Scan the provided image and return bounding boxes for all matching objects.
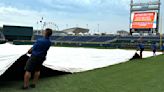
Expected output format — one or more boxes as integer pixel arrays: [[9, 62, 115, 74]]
[[12, 40, 162, 51]]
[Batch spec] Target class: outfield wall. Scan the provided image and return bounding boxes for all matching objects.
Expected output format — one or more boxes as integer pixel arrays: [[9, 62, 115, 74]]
[[12, 40, 162, 50]]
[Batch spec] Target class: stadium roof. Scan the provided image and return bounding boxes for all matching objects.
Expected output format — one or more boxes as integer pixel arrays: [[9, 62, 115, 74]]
[[62, 27, 89, 34]]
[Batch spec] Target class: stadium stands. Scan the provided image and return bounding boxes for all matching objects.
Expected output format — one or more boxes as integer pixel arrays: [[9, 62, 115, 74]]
[[91, 36, 116, 42], [55, 36, 77, 41], [72, 36, 97, 42], [12, 35, 163, 50], [34, 35, 163, 44]]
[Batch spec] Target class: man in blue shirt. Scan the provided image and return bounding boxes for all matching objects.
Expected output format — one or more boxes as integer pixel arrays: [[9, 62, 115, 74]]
[[161, 43, 164, 54], [151, 42, 157, 56], [23, 28, 52, 89], [138, 43, 144, 58]]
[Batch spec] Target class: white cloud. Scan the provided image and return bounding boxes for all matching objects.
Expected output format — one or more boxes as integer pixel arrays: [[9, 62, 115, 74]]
[[1, 0, 162, 33], [37, 0, 129, 13], [0, 6, 46, 27], [0, 3, 129, 32]]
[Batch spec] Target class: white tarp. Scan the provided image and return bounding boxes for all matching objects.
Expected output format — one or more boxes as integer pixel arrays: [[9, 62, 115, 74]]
[[0, 43, 162, 76]]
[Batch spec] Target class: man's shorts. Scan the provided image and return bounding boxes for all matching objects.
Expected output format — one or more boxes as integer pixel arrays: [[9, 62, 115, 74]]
[[153, 49, 156, 53], [140, 48, 144, 52], [25, 56, 45, 72]]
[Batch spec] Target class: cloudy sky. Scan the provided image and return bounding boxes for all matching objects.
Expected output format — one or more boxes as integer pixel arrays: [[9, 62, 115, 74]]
[[0, 0, 163, 33]]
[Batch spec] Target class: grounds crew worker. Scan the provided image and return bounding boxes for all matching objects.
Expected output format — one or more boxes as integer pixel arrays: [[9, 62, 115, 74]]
[[138, 43, 144, 58], [22, 28, 52, 89]]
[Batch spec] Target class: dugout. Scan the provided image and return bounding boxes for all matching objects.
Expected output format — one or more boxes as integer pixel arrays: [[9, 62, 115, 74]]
[[2, 25, 33, 41]]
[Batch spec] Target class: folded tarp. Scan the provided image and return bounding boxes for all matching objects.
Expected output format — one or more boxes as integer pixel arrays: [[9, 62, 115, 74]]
[[0, 43, 162, 76]]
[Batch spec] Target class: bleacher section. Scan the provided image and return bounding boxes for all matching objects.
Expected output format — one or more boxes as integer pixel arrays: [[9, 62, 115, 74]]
[[72, 36, 97, 42], [34, 35, 118, 42], [34, 35, 61, 41], [117, 36, 162, 44], [56, 36, 77, 41], [34, 35, 164, 44], [13, 35, 164, 49], [91, 36, 116, 42]]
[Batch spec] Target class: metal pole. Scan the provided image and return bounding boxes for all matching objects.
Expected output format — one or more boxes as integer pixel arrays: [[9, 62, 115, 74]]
[[66, 24, 68, 29], [37, 21, 39, 35], [158, 0, 161, 34], [86, 24, 88, 29], [159, 0, 162, 48], [98, 24, 99, 33], [160, 12, 163, 48], [76, 24, 78, 27], [130, 0, 133, 35]]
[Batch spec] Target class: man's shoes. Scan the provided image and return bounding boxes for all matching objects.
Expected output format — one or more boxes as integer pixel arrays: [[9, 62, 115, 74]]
[[21, 86, 29, 90], [30, 84, 36, 88]]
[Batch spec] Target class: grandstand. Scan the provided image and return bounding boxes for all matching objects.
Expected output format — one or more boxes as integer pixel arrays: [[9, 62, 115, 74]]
[[33, 34, 163, 43], [34, 35, 117, 42], [33, 35, 164, 49], [0, 24, 163, 50]]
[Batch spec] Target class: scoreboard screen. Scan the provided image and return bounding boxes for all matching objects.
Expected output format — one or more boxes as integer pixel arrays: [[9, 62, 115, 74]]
[[130, 12, 157, 29]]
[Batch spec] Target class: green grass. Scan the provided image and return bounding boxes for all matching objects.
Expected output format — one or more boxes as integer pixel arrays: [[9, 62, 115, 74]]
[[0, 55, 164, 92]]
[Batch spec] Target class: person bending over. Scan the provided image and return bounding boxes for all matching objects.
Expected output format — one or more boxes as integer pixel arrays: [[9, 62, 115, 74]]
[[22, 28, 52, 89]]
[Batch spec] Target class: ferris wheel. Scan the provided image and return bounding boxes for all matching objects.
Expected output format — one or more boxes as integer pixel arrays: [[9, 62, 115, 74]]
[[42, 22, 59, 31], [37, 17, 59, 31]]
